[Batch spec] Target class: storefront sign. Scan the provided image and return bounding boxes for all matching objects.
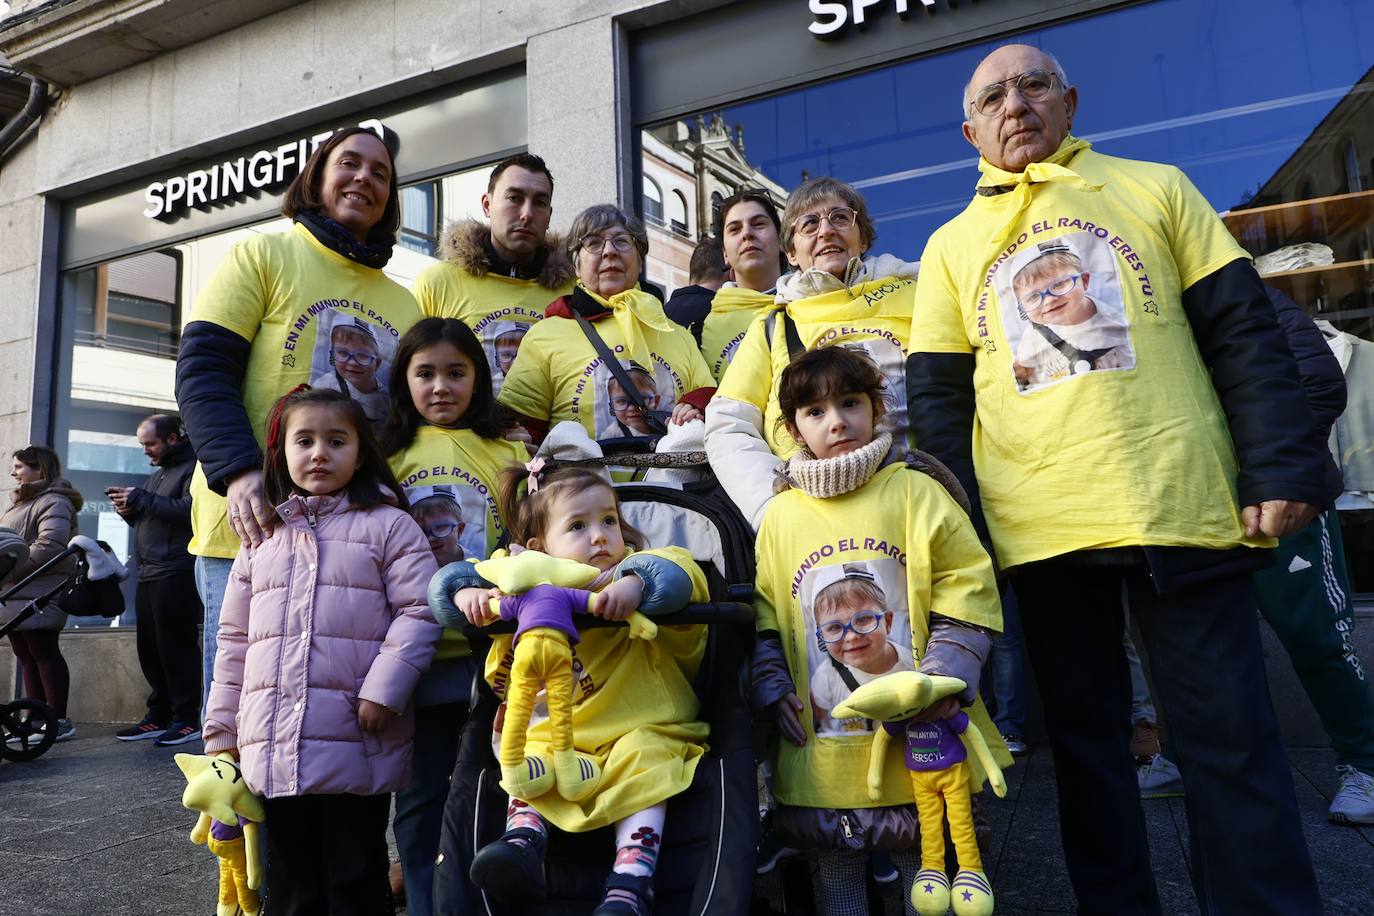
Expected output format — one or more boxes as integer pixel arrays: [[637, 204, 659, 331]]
[[809, 0, 937, 37], [140, 118, 384, 222]]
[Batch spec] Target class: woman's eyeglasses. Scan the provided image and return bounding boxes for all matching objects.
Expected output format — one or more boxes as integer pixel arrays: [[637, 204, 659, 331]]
[[580, 233, 636, 254], [791, 206, 856, 239]]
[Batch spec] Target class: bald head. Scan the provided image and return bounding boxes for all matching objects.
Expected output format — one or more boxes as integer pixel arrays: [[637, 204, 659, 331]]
[[961, 44, 1077, 172]]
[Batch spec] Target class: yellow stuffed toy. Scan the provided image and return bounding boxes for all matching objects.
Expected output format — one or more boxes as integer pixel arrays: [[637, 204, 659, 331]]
[[472, 549, 658, 803], [833, 672, 1007, 916], [174, 752, 267, 916]]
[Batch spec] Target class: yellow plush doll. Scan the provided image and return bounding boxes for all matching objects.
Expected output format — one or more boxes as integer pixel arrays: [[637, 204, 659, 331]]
[[471, 549, 658, 803], [174, 752, 267, 916], [833, 672, 1007, 916]]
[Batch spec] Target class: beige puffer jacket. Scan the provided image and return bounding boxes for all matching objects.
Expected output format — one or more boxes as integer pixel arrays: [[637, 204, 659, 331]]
[[0, 478, 83, 630]]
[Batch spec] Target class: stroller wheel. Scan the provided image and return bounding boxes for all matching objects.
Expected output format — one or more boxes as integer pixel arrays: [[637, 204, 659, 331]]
[[0, 699, 58, 762]]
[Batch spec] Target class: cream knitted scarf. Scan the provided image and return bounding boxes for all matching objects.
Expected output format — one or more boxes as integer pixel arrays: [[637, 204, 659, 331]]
[[774, 432, 892, 499]]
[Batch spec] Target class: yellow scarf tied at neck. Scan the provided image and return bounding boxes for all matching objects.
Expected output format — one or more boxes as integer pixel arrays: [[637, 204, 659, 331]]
[[975, 135, 1103, 255], [578, 283, 680, 370]]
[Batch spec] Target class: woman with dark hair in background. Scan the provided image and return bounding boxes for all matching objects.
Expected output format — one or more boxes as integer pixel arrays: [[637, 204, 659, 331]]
[[174, 125, 422, 721], [2, 445, 82, 742]]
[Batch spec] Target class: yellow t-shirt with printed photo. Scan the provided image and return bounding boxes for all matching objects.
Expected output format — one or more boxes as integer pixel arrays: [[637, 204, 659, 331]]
[[699, 286, 778, 383], [412, 262, 573, 394], [187, 223, 422, 559], [716, 277, 915, 462], [910, 144, 1270, 569], [497, 286, 715, 441], [755, 462, 1009, 809]]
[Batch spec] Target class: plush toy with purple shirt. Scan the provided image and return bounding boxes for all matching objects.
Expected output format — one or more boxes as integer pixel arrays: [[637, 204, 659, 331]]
[[174, 751, 267, 916], [834, 671, 1007, 916], [470, 548, 658, 803]]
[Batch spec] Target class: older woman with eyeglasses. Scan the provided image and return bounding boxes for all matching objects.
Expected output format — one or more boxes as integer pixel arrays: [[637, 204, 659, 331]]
[[498, 203, 714, 446], [705, 176, 920, 528]]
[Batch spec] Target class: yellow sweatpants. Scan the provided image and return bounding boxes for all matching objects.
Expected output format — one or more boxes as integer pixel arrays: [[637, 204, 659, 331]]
[[911, 763, 982, 873]]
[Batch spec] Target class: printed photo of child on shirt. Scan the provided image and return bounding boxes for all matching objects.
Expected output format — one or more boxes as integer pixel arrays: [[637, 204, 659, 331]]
[[310, 314, 396, 429], [995, 233, 1135, 393], [597, 360, 674, 439], [801, 560, 914, 737]]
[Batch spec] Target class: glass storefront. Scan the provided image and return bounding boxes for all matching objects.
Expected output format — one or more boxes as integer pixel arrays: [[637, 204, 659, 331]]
[[639, 0, 1374, 592]]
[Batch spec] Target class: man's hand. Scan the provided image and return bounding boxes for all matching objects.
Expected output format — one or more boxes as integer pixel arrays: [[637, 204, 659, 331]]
[[106, 486, 135, 514], [1242, 500, 1319, 539], [226, 469, 275, 548], [357, 699, 395, 733], [670, 402, 703, 426], [457, 587, 499, 626], [592, 574, 644, 622], [773, 693, 807, 747]]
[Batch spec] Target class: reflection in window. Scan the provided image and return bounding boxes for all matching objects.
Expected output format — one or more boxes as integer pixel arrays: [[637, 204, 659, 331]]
[[400, 182, 440, 256], [75, 251, 181, 358], [670, 190, 689, 237], [643, 175, 664, 226]]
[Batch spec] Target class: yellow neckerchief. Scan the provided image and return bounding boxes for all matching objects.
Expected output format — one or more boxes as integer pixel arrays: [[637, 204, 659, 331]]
[[711, 284, 776, 312], [578, 282, 679, 369], [975, 134, 1102, 255]]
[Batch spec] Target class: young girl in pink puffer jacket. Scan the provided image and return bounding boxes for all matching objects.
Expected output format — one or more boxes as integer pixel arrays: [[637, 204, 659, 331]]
[[203, 387, 442, 915]]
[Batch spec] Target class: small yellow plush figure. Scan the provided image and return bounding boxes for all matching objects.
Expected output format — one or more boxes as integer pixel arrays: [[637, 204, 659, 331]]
[[833, 672, 1007, 916], [174, 752, 267, 916], [472, 549, 658, 803]]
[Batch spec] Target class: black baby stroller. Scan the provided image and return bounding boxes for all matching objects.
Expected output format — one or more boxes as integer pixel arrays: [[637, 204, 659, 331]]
[[432, 441, 760, 916], [0, 532, 125, 762]]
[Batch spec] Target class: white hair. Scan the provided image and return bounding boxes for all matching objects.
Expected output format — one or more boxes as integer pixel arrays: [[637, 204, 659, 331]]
[[962, 51, 1069, 119]]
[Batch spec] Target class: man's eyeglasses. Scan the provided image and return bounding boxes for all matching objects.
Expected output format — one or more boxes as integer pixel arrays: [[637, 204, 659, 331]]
[[332, 347, 377, 367], [816, 609, 884, 644], [580, 233, 636, 254], [420, 520, 461, 540], [791, 206, 856, 239], [970, 69, 1060, 117], [1019, 273, 1083, 310]]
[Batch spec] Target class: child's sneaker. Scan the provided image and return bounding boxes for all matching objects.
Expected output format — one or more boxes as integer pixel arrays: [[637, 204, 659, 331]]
[[592, 872, 654, 915], [153, 723, 202, 747], [1138, 754, 1184, 799], [115, 717, 168, 741], [911, 868, 950, 916], [469, 827, 547, 903], [1329, 764, 1374, 826]]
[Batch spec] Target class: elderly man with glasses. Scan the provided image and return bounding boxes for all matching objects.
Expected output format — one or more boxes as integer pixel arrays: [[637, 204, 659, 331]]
[[906, 43, 1331, 913]]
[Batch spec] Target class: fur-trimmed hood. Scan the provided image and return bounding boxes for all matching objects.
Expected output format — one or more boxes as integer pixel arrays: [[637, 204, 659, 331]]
[[439, 219, 576, 291]]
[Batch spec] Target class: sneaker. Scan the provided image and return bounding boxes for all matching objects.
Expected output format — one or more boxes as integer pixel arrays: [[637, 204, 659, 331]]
[[469, 827, 547, 902], [592, 871, 654, 916], [52, 719, 76, 742], [153, 722, 202, 746], [1329, 765, 1374, 826], [870, 850, 899, 884], [1130, 721, 1161, 763], [755, 816, 800, 875], [1138, 754, 1184, 799], [115, 717, 168, 741], [1000, 732, 1029, 756]]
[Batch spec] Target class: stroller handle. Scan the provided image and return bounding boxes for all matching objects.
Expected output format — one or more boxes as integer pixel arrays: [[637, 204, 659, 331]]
[[0, 545, 83, 639]]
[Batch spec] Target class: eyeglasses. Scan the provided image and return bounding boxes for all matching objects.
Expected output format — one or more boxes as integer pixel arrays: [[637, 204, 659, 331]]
[[1019, 274, 1083, 310], [332, 347, 377, 367], [816, 609, 884, 644], [610, 396, 655, 412], [971, 69, 1060, 117], [420, 520, 460, 539], [580, 233, 636, 254], [791, 206, 856, 239]]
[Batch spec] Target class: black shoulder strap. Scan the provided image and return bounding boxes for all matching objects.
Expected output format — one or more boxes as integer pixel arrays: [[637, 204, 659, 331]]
[[573, 316, 670, 436], [825, 655, 873, 730], [764, 309, 806, 363], [1033, 324, 1115, 373]]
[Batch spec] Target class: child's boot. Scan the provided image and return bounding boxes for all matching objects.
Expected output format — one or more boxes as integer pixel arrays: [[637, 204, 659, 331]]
[[950, 869, 994, 916], [592, 872, 655, 915], [553, 747, 602, 801], [469, 827, 548, 903], [500, 752, 556, 800], [912, 868, 951, 916]]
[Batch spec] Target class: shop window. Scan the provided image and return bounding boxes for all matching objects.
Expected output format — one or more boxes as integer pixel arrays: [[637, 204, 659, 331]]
[[638, 0, 1374, 594], [74, 250, 181, 358], [643, 175, 664, 226], [400, 181, 440, 256], [669, 190, 690, 237]]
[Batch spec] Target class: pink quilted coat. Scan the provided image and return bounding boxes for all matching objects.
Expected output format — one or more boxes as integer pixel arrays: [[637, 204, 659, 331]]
[[203, 491, 441, 798]]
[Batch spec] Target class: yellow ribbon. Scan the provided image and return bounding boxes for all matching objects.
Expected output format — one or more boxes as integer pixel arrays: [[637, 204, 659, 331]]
[[975, 135, 1103, 255], [577, 283, 678, 371]]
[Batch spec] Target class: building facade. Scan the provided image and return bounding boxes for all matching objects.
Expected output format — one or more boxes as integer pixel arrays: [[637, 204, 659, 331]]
[[0, 0, 1370, 601]]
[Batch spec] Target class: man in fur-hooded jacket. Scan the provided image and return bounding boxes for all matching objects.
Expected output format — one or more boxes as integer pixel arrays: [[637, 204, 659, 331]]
[[412, 153, 576, 394]]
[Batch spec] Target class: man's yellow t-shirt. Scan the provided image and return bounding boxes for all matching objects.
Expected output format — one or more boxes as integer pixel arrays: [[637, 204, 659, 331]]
[[755, 462, 1009, 809], [412, 260, 573, 395], [498, 286, 714, 440], [187, 223, 422, 559], [716, 275, 916, 460], [910, 144, 1269, 569], [699, 286, 777, 382]]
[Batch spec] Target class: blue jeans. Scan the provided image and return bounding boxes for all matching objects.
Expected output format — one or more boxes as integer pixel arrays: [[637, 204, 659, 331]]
[[982, 585, 1026, 736], [394, 700, 468, 916], [1122, 623, 1157, 725], [193, 555, 234, 723]]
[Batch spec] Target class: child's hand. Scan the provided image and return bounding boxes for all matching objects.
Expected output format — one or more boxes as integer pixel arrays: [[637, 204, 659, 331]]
[[910, 696, 961, 722], [773, 693, 807, 747], [357, 699, 396, 733], [457, 586, 499, 625], [670, 402, 703, 425], [593, 574, 643, 621]]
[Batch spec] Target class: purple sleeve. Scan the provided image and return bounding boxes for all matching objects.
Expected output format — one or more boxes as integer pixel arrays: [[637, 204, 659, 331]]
[[883, 720, 907, 737]]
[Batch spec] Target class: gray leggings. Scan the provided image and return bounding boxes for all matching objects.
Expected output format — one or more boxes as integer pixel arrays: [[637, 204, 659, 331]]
[[816, 849, 919, 916]]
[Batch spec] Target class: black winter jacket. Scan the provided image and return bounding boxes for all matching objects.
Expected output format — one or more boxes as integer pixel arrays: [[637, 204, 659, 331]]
[[123, 438, 197, 579], [907, 258, 1339, 590], [174, 321, 259, 496]]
